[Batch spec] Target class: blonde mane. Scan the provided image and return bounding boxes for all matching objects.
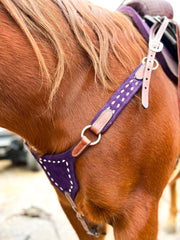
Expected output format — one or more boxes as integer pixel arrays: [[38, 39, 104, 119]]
[[0, 0, 146, 101]]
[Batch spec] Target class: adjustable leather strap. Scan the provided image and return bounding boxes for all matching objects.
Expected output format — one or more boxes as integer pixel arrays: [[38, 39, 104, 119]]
[[65, 192, 106, 237], [141, 17, 169, 108], [90, 108, 113, 135], [71, 136, 91, 157], [71, 109, 113, 157]]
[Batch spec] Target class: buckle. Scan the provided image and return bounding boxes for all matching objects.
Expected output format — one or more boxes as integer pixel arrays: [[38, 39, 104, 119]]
[[149, 40, 163, 52], [81, 125, 101, 146]]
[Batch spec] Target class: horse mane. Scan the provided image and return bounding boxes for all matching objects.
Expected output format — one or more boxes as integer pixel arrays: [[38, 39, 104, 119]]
[[0, 0, 146, 101]]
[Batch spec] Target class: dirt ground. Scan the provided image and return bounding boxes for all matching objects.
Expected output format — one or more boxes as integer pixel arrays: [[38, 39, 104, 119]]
[[0, 159, 179, 240]]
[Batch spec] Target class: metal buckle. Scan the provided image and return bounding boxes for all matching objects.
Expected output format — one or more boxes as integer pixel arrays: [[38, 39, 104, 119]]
[[81, 125, 101, 146], [149, 40, 163, 52]]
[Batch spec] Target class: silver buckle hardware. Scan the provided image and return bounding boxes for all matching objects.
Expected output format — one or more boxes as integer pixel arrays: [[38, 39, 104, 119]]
[[81, 125, 101, 146], [149, 40, 164, 52]]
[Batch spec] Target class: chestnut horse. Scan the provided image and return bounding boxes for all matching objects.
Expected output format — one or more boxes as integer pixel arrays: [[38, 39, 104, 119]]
[[0, 0, 179, 239]]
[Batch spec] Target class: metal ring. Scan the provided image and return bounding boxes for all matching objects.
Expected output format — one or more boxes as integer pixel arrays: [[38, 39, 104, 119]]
[[81, 125, 101, 146], [142, 57, 159, 70], [142, 57, 148, 65]]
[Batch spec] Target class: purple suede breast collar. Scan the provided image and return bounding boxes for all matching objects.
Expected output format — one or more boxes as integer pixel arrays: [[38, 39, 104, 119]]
[[30, 7, 177, 237], [32, 7, 177, 201], [33, 66, 142, 200]]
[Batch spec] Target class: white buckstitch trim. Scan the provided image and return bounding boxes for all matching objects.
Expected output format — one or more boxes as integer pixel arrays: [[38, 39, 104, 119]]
[[38, 158, 73, 193], [108, 79, 140, 115]]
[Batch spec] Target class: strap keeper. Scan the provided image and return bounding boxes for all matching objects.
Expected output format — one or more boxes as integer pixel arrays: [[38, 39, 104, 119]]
[[71, 136, 91, 157], [91, 108, 113, 135]]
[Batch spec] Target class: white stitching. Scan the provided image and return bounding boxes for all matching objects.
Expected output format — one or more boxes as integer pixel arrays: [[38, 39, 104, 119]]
[[39, 159, 73, 193]]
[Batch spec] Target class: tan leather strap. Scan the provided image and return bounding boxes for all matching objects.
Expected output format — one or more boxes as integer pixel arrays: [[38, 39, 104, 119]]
[[141, 17, 169, 108], [71, 109, 113, 157], [90, 108, 113, 135], [64, 192, 92, 234], [65, 192, 106, 237], [72, 136, 91, 157]]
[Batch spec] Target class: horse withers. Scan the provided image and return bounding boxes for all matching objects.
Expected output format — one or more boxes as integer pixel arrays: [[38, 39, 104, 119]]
[[0, 0, 179, 239]]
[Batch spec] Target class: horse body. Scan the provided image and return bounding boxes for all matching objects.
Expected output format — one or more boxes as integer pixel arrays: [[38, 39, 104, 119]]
[[0, 1, 179, 239]]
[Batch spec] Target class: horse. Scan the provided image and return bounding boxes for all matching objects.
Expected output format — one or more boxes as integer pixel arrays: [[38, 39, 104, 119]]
[[120, 0, 180, 235], [0, 0, 179, 239]]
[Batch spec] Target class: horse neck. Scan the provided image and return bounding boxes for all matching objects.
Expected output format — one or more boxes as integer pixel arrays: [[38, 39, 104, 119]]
[[0, 3, 146, 156], [0, 3, 92, 155]]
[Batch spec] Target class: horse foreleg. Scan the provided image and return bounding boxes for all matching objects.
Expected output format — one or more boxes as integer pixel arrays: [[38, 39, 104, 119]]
[[60, 202, 107, 240], [164, 181, 177, 233], [112, 190, 159, 240]]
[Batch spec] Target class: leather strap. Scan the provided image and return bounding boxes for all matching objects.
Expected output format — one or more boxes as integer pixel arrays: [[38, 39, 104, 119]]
[[142, 16, 169, 108], [65, 192, 106, 237], [71, 109, 113, 157], [90, 108, 113, 135], [72, 136, 91, 157]]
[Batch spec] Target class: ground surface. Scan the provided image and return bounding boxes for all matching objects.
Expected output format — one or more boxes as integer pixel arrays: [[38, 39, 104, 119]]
[[0, 160, 180, 240]]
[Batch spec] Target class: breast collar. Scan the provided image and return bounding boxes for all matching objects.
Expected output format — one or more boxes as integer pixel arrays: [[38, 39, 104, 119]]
[[32, 66, 143, 200], [32, 12, 171, 201], [31, 66, 143, 237], [31, 10, 171, 237]]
